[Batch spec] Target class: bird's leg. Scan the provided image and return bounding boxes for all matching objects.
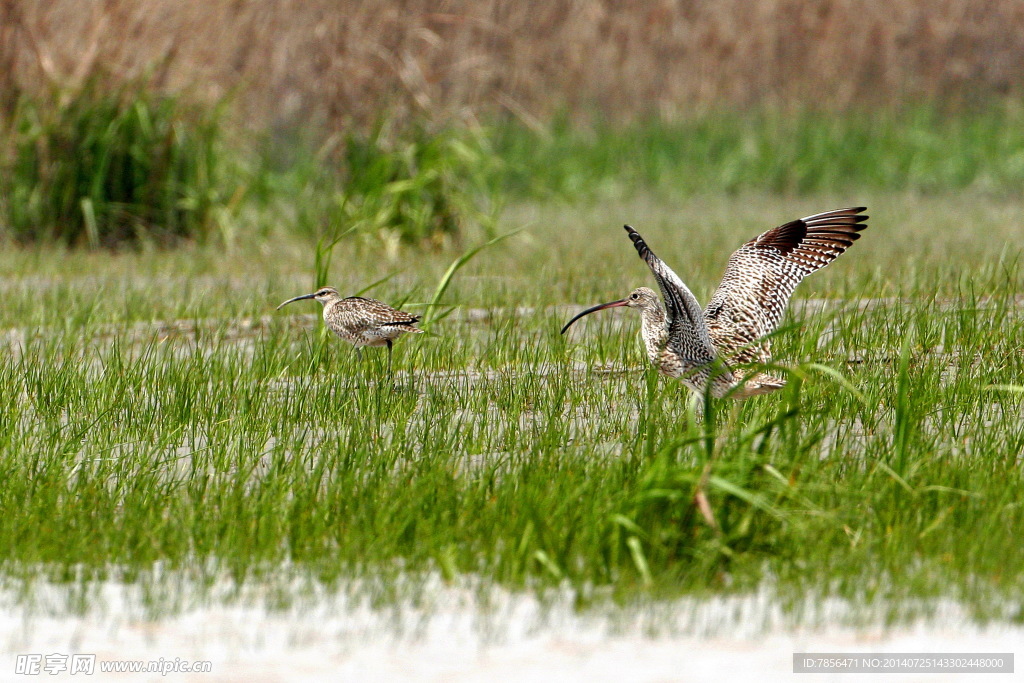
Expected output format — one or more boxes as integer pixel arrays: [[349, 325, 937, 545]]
[[386, 339, 393, 375]]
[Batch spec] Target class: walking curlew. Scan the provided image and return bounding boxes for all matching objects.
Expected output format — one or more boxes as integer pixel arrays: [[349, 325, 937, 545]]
[[561, 208, 868, 399], [277, 287, 423, 372]]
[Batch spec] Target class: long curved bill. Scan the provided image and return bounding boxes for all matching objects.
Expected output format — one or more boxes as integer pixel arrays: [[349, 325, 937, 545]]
[[276, 293, 316, 310], [560, 299, 629, 335]]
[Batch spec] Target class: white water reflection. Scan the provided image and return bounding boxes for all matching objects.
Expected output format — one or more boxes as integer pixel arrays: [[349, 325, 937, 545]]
[[1, 574, 1020, 682]]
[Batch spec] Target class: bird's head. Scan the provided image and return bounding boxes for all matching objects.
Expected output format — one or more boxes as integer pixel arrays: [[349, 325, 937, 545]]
[[623, 286, 659, 309], [560, 286, 660, 334], [277, 286, 342, 310]]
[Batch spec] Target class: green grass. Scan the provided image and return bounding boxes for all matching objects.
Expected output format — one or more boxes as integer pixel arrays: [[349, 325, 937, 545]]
[[493, 107, 1024, 199], [253, 106, 1024, 248], [1, 77, 239, 246], [7, 97, 1024, 257], [251, 120, 502, 248], [0, 193, 1021, 622]]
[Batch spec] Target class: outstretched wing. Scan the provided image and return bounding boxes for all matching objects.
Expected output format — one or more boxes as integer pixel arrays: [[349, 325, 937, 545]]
[[704, 207, 868, 363], [624, 225, 717, 362]]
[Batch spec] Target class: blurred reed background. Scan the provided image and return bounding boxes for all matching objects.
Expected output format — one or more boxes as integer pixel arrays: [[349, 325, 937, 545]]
[[4, 0, 1022, 128], [1, 0, 1022, 246]]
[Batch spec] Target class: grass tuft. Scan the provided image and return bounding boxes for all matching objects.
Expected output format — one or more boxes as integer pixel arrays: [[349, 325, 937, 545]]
[[1, 75, 242, 247]]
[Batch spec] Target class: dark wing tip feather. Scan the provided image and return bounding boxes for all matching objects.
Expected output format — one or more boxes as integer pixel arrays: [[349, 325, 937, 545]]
[[385, 314, 420, 326], [623, 224, 648, 258], [753, 207, 869, 256], [805, 206, 867, 218], [803, 207, 869, 228], [753, 219, 807, 255], [624, 224, 669, 280]]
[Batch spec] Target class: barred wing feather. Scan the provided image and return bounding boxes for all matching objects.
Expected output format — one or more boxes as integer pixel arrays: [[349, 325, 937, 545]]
[[624, 225, 717, 363], [704, 207, 868, 364]]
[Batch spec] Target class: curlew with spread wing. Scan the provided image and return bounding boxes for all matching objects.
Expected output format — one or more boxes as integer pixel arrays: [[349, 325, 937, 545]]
[[561, 208, 869, 398]]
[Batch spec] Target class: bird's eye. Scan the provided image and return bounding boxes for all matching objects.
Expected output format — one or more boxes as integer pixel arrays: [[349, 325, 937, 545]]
[[630, 293, 639, 300]]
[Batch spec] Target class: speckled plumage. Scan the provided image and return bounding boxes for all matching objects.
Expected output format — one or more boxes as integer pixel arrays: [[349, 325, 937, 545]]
[[277, 286, 422, 371], [563, 208, 868, 399]]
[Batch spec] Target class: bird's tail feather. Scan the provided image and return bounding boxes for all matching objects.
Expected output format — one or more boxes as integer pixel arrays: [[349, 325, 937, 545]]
[[730, 373, 786, 399]]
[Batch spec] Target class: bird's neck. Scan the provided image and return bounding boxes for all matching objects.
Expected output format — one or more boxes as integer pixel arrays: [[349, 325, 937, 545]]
[[639, 303, 669, 364]]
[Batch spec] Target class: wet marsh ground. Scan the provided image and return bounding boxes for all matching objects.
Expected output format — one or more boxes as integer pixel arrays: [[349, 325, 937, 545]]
[[0, 192, 1022, 634]]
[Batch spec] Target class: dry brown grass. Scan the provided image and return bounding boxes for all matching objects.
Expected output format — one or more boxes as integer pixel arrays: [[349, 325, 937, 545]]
[[3, 0, 1024, 131]]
